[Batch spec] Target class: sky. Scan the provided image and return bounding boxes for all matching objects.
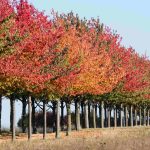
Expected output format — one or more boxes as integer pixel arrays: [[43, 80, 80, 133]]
[[1, 0, 150, 128]]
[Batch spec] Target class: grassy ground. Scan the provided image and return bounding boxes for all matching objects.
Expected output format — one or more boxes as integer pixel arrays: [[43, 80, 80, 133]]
[[0, 126, 150, 150]]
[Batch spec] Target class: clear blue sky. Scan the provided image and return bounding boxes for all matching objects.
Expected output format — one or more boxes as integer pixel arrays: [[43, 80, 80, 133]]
[[2, 0, 150, 128]]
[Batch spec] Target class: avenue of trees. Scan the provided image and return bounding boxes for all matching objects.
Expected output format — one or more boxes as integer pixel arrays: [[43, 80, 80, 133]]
[[0, 0, 150, 141]]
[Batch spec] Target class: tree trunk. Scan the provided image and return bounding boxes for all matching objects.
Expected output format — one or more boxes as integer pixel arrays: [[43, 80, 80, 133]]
[[0, 95, 2, 133], [32, 97, 36, 134], [81, 101, 84, 128], [99, 104, 101, 128], [139, 108, 142, 126], [76, 101, 81, 131], [101, 101, 104, 128], [61, 101, 64, 131], [120, 104, 123, 127], [56, 100, 60, 138], [22, 96, 26, 133], [93, 104, 96, 128], [135, 108, 137, 126], [108, 108, 111, 128], [104, 106, 107, 127], [10, 99, 13, 132], [147, 110, 149, 126], [123, 107, 126, 126], [28, 96, 32, 141], [11, 96, 15, 141], [114, 106, 117, 127], [144, 108, 146, 126], [95, 104, 97, 127], [75, 101, 77, 130], [130, 105, 133, 127], [125, 106, 128, 127], [66, 102, 71, 136], [52, 102, 56, 132], [88, 102, 91, 128], [43, 100, 47, 140], [84, 101, 89, 128]]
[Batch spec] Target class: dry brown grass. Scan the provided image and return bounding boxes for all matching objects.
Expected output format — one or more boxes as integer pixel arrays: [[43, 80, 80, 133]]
[[0, 126, 150, 150]]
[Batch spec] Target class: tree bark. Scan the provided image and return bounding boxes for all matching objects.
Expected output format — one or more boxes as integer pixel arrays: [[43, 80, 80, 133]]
[[22, 96, 26, 133], [125, 106, 128, 127], [56, 100, 60, 139], [108, 108, 111, 128], [84, 101, 89, 128], [88, 102, 91, 128], [10, 99, 13, 132], [99, 104, 101, 128], [0, 95, 2, 133], [81, 101, 84, 128], [139, 108, 142, 126], [66, 102, 71, 136], [144, 108, 146, 126], [101, 101, 104, 128], [11, 96, 15, 141], [76, 101, 81, 131], [147, 109, 149, 126], [95, 104, 97, 127], [75, 101, 77, 130], [52, 102, 56, 132], [114, 106, 117, 128], [93, 104, 96, 128], [135, 108, 137, 126], [120, 104, 123, 127], [104, 106, 107, 127], [43, 100, 47, 140], [32, 97, 36, 134], [130, 105, 133, 127], [28, 96, 32, 141], [61, 101, 64, 131]]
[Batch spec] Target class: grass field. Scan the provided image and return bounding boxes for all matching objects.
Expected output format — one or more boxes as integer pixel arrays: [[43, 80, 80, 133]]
[[0, 126, 150, 150]]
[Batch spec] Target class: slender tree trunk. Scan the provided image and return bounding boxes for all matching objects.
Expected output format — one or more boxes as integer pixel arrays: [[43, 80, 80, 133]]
[[88, 102, 91, 128], [52, 102, 56, 132], [28, 96, 32, 141], [120, 104, 123, 127], [61, 101, 64, 131], [56, 100, 60, 139], [101, 101, 104, 128], [43, 100, 47, 140], [76, 101, 81, 131], [104, 106, 107, 127], [99, 104, 101, 128], [22, 96, 26, 133], [147, 110, 149, 126], [32, 97, 36, 134], [95, 104, 97, 127], [139, 108, 142, 126], [114, 106, 117, 128], [135, 108, 137, 126], [123, 107, 126, 127], [0, 95, 2, 133], [11, 96, 15, 141], [125, 106, 128, 127], [75, 101, 77, 130], [108, 108, 111, 128], [130, 105, 133, 127], [93, 104, 96, 128], [66, 102, 71, 136], [84, 101, 89, 128], [144, 108, 146, 126], [81, 101, 84, 128], [10, 99, 13, 132]]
